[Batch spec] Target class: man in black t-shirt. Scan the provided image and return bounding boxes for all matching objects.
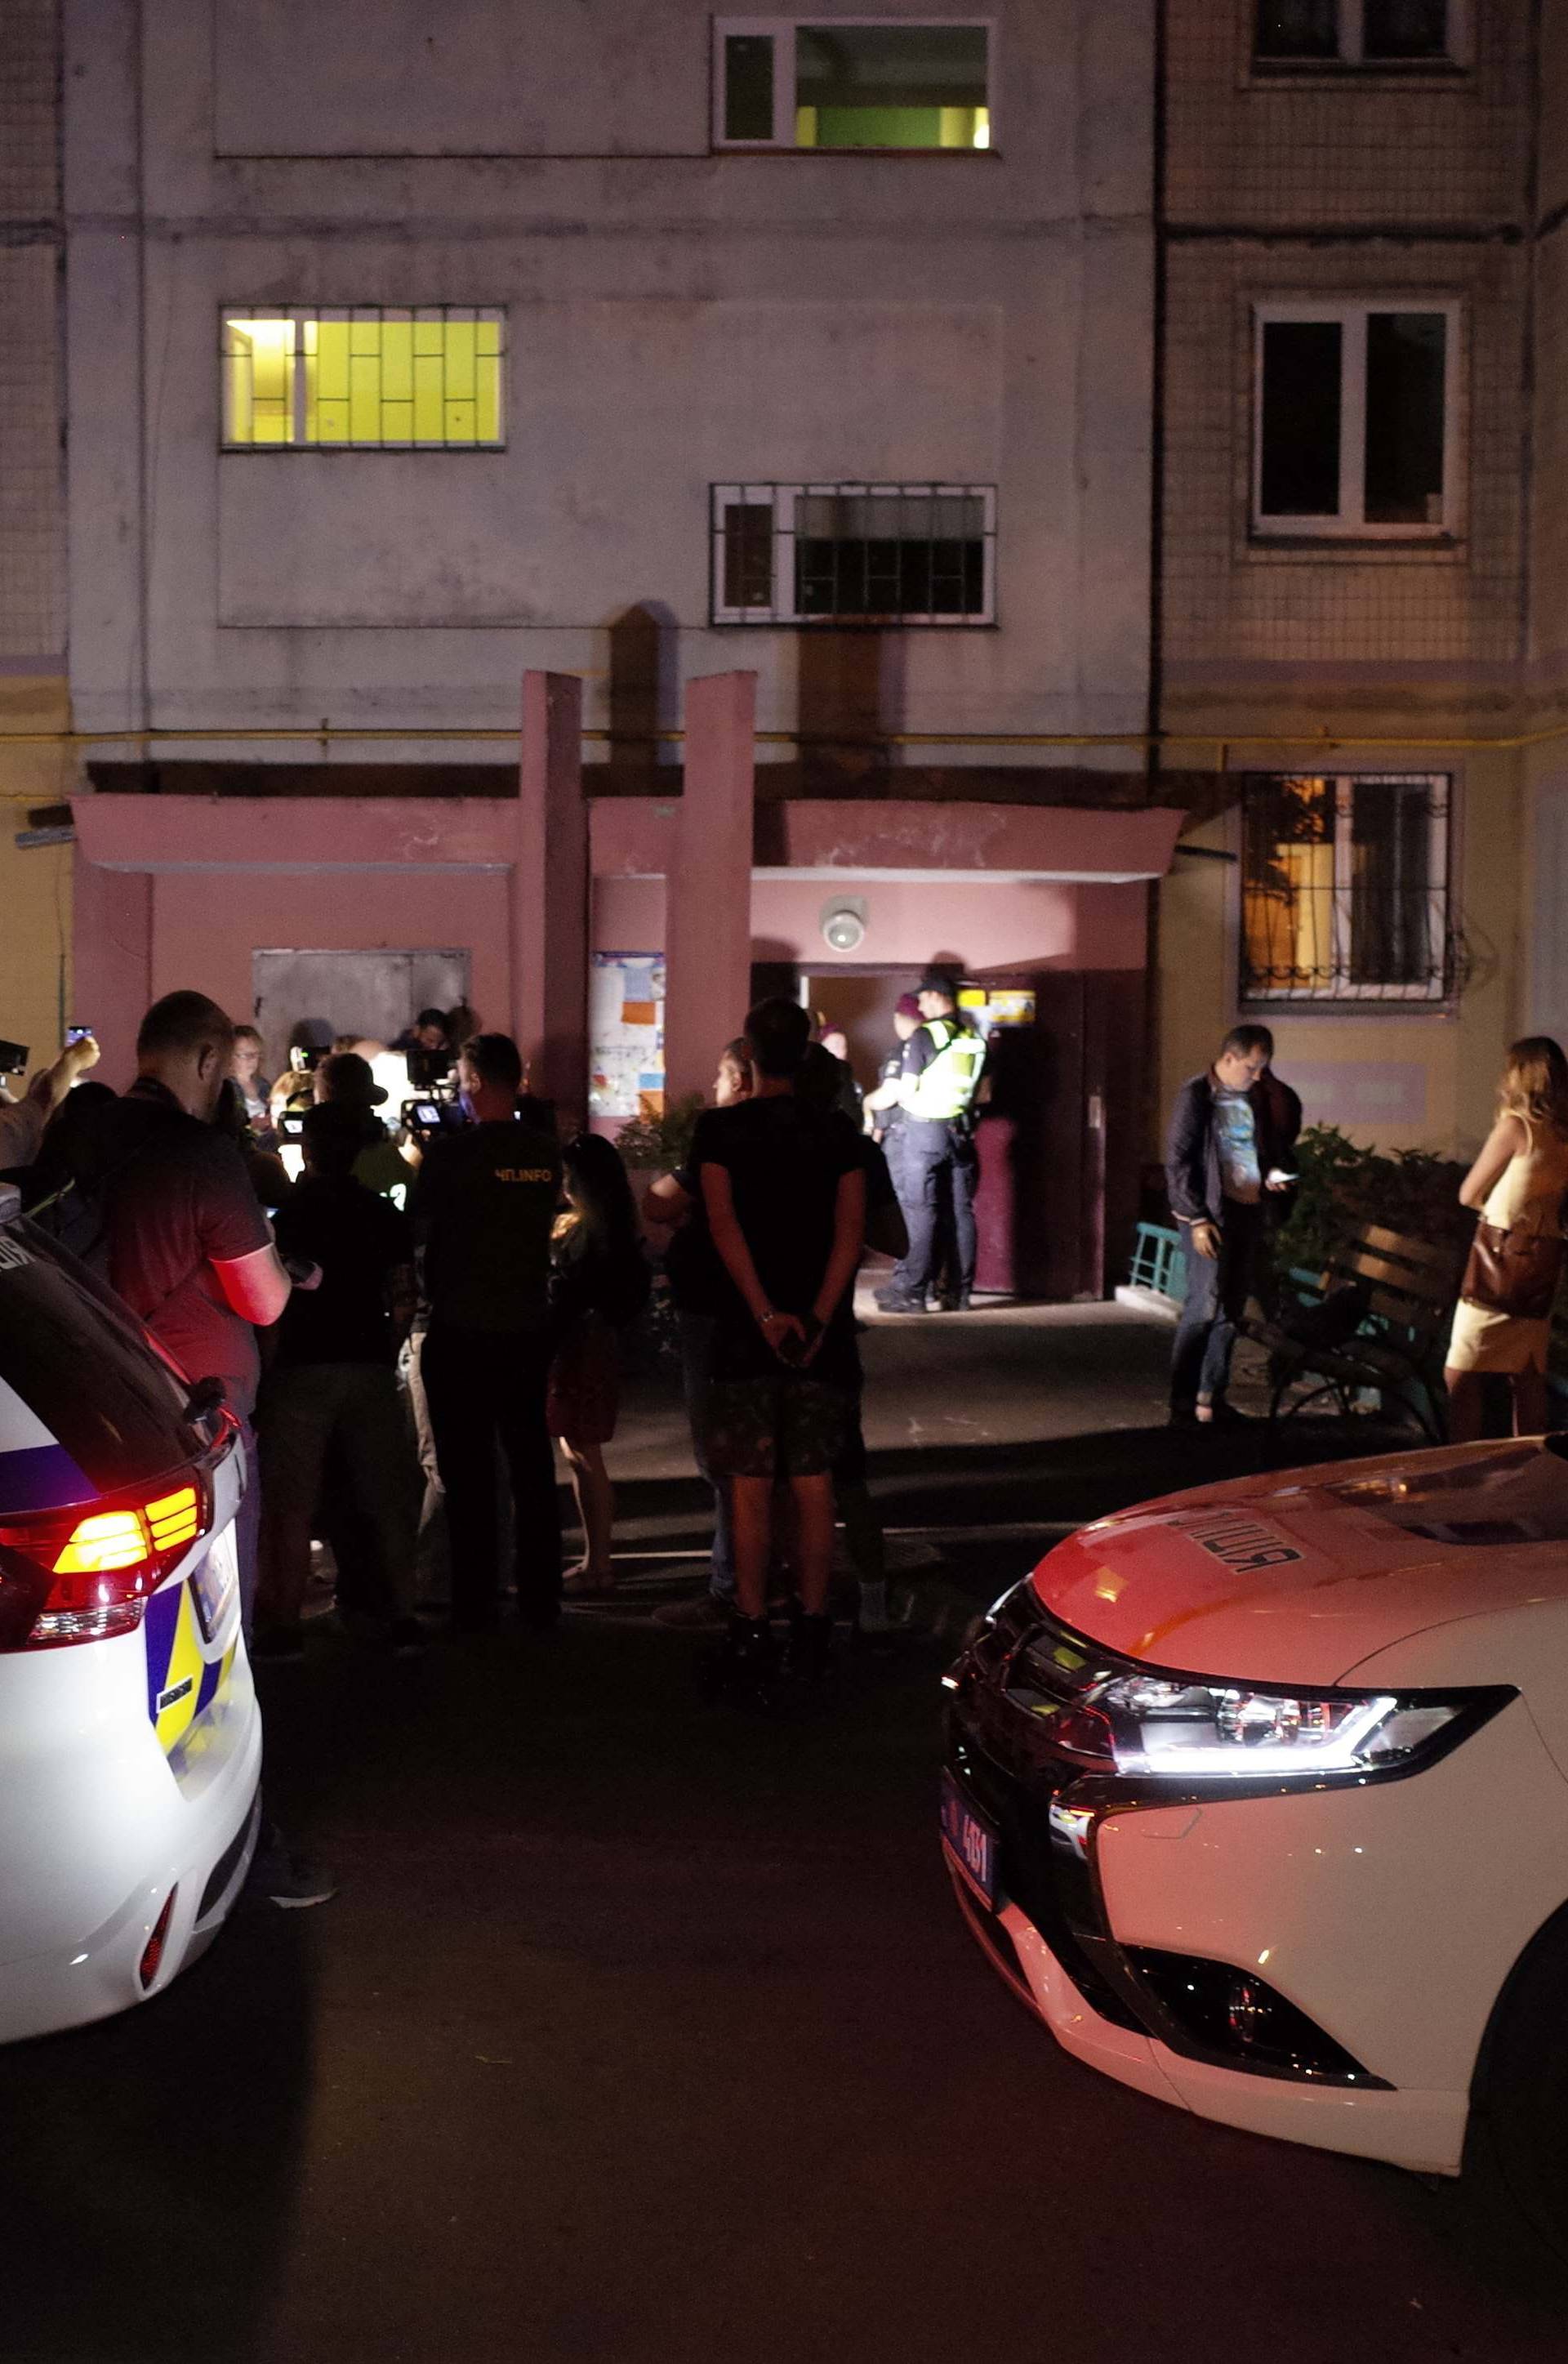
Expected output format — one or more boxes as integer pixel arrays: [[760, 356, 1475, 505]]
[[255, 1104, 420, 1654], [93, 992, 293, 1634], [411, 1031, 564, 1632], [694, 998, 866, 1686]]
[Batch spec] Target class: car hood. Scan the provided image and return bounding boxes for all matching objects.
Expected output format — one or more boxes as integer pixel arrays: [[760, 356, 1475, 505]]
[[1029, 1438, 1568, 1688]]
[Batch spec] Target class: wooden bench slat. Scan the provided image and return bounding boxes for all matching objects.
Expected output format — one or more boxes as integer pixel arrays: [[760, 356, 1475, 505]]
[[1332, 1250, 1457, 1305], [1361, 1225, 1461, 1269]]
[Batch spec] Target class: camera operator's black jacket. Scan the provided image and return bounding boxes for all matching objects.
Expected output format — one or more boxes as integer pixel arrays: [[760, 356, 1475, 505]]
[[1165, 1069, 1302, 1233]]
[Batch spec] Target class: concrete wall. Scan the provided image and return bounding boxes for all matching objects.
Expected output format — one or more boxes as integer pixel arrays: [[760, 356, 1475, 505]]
[[61, 0, 1156, 767], [0, 2, 72, 1067]]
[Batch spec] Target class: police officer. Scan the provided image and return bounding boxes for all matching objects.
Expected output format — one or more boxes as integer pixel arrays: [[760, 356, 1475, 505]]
[[874, 972, 985, 1314], [410, 1031, 564, 1632]]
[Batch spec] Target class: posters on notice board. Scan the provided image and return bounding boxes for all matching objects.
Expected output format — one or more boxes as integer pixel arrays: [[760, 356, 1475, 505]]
[[589, 952, 665, 1119]]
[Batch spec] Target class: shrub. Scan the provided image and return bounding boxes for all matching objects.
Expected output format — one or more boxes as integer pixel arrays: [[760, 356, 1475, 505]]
[[1272, 1124, 1472, 1280], [612, 1092, 706, 1173]]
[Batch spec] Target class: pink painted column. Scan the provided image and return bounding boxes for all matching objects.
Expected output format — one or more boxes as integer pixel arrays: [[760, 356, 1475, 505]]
[[69, 851, 152, 1091], [663, 671, 755, 1107], [511, 671, 587, 1127]]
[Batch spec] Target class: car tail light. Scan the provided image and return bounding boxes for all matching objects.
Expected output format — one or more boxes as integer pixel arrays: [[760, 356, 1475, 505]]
[[0, 1479, 210, 1651]]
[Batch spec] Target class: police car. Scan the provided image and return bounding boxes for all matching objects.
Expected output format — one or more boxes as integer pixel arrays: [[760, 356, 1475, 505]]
[[942, 1437, 1568, 2223], [0, 1183, 260, 2040]]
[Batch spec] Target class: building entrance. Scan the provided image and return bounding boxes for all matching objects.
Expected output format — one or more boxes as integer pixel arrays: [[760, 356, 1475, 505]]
[[252, 948, 470, 1076]]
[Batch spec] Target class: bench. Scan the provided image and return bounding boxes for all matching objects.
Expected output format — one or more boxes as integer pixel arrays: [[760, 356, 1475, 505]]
[[1241, 1224, 1463, 1443]]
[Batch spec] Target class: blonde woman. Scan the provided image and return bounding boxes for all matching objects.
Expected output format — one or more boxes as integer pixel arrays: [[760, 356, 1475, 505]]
[[1446, 1037, 1568, 1442]]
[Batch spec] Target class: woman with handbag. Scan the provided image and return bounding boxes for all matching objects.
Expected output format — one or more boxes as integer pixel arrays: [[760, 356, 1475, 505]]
[[1446, 1037, 1568, 1442]]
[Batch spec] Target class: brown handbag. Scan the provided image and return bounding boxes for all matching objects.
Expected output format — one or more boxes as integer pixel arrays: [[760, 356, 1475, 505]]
[[1460, 1220, 1565, 1322]]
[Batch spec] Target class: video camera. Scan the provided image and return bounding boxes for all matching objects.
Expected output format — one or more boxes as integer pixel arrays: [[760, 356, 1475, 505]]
[[401, 1097, 466, 1142]]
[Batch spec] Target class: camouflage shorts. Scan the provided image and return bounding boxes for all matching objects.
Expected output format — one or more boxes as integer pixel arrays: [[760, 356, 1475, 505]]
[[703, 1376, 853, 1479]]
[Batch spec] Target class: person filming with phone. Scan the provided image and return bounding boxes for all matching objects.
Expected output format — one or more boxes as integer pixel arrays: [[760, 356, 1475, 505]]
[[0, 1030, 100, 1174], [1165, 1024, 1300, 1430]]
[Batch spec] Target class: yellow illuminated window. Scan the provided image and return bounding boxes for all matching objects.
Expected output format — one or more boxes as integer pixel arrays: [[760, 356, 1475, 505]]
[[221, 309, 505, 448]]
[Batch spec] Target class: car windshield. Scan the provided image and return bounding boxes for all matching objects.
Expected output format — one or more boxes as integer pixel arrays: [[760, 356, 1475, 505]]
[[0, 1218, 196, 1501]]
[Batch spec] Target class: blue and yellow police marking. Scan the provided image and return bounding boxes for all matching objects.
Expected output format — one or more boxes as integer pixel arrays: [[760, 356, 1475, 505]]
[[143, 1580, 233, 1755]]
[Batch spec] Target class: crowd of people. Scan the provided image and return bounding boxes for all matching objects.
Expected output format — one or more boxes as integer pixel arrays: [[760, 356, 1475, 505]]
[[0, 978, 991, 1713]]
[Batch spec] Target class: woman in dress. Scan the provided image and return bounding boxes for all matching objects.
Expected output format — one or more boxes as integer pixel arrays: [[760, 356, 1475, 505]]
[[1446, 1037, 1568, 1443], [549, 1133, 650, 1596]]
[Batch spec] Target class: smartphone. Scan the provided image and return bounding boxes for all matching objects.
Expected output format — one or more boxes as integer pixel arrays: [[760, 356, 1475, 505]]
[[0, 1038, 28, 1077], [65, 1024, 93, 1046]]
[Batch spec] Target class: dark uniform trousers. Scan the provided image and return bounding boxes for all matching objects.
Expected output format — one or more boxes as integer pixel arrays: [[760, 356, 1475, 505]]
[[421, 1324, 562, 1628], [889, 1125, 978, 1304]]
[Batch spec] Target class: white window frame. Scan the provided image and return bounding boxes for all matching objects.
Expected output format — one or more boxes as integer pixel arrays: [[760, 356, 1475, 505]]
[[1251, 297, 1461, 539], [710, 481, 997, 625], [1252, 0, 1471, 69], [711, 17, 994, 151], [1241, 773, 1450, 1006]]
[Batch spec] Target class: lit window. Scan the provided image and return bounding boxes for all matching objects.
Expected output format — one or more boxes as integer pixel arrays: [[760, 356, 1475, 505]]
[[1241, 775, 1450, 1003], [221, 309, 505, 448], [1254, 0, 1461, 65], [1253, 301, 1456, 537], [715, 20, 991, 149], [711, 484, 995, 624]]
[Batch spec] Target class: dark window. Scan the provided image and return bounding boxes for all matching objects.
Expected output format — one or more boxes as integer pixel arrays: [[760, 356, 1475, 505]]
[[1254, 0, 1339, 59], [0, 1222, 196, 1498], [724, 34, 776, 141], [1362, 0, 1447, 58], [1363, 312, 1446, 523], [1259, 320, 1343, 516], [794, 491, 987, 619], [1241, 774, 1449, 1002], [794, 24, 987, 148], [721, 502, 776, 609], [1348, 775, 1443, 985]]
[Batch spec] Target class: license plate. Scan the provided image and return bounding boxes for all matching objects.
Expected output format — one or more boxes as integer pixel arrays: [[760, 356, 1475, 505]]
[[941, 1770, 1000, 1910]]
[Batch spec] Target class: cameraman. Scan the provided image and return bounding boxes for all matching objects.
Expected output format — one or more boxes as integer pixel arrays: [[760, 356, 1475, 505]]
[[0, 1033, 101, 1172]]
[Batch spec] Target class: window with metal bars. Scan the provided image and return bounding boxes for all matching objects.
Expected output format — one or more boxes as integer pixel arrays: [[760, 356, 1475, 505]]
[[1254, 0, 1464, 68], [1241, 775, 1451, 1003], [711, 484, 995, 624], [220, 309, 504, 448]]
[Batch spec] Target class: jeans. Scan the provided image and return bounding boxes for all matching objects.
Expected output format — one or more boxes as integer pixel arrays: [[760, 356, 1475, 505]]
[[256, 1362, 419, 1630], [676, 1309, 734, 1600], [421, 1324, 562, 1628], [889, 1133, 978, 1304], [1169, 1203, 1263, 1412]]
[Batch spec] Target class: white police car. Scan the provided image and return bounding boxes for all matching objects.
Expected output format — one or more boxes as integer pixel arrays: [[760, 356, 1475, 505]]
[[942, 1437, 1568, 2228], [0, 1183, 260, 2040]]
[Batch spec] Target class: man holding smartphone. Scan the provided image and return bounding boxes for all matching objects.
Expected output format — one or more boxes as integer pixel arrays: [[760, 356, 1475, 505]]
[[1165, 1024, 1301, 1429], [0, 1033, 101, 1172]]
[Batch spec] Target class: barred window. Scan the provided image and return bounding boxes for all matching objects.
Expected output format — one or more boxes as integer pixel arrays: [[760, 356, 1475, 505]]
[[221, 309, 504, 448], [715, 20, 991, 149], [1254, 1, 1462, 67], [711, 484, 995, 624], [1241, 775, 1450, 1003], [1254, 301, 1457, 537]]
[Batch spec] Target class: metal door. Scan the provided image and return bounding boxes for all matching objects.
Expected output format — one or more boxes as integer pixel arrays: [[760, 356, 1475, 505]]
[[252, 948, 470, 1076]]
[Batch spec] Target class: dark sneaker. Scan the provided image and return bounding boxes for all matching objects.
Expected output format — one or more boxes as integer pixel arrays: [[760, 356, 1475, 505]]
[[250, 1622, 306, 1666], [786, 1609, 834, 1684], [708, 1612, 776, 1708], [874, 1292, 928, 1315], [247, 1821, 337, 1910], [1200, 1401, 1254, 1427], [652, 1590, 733, 1632]]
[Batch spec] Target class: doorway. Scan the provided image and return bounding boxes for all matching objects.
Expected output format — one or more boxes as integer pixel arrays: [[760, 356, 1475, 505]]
[[804, 971, 908, 1095], [252, 948, 471, 1076]]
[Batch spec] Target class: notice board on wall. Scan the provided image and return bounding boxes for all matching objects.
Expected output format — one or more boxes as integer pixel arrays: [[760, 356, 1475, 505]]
[[589, 952, 666, 1119]]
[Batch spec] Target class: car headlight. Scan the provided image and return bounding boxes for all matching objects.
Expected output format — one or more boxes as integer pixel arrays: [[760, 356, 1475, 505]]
[[1009, 1635, 1506, 1783]]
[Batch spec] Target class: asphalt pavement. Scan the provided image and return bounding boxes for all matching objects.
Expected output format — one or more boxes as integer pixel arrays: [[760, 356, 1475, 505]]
[[2, 1302, 1565, 2362]]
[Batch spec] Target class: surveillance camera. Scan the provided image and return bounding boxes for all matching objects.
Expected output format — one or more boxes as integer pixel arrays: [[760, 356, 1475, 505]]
[[822, 896, 867, 952]]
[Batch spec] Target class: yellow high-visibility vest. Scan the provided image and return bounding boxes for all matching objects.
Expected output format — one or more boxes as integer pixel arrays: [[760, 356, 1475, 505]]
[[902, 1019, 985, 1122]]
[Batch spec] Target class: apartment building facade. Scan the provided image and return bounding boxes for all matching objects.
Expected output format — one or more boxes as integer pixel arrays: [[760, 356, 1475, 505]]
[[1156, 0, 1557, 1159], [0, 0, 71, 1062]]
